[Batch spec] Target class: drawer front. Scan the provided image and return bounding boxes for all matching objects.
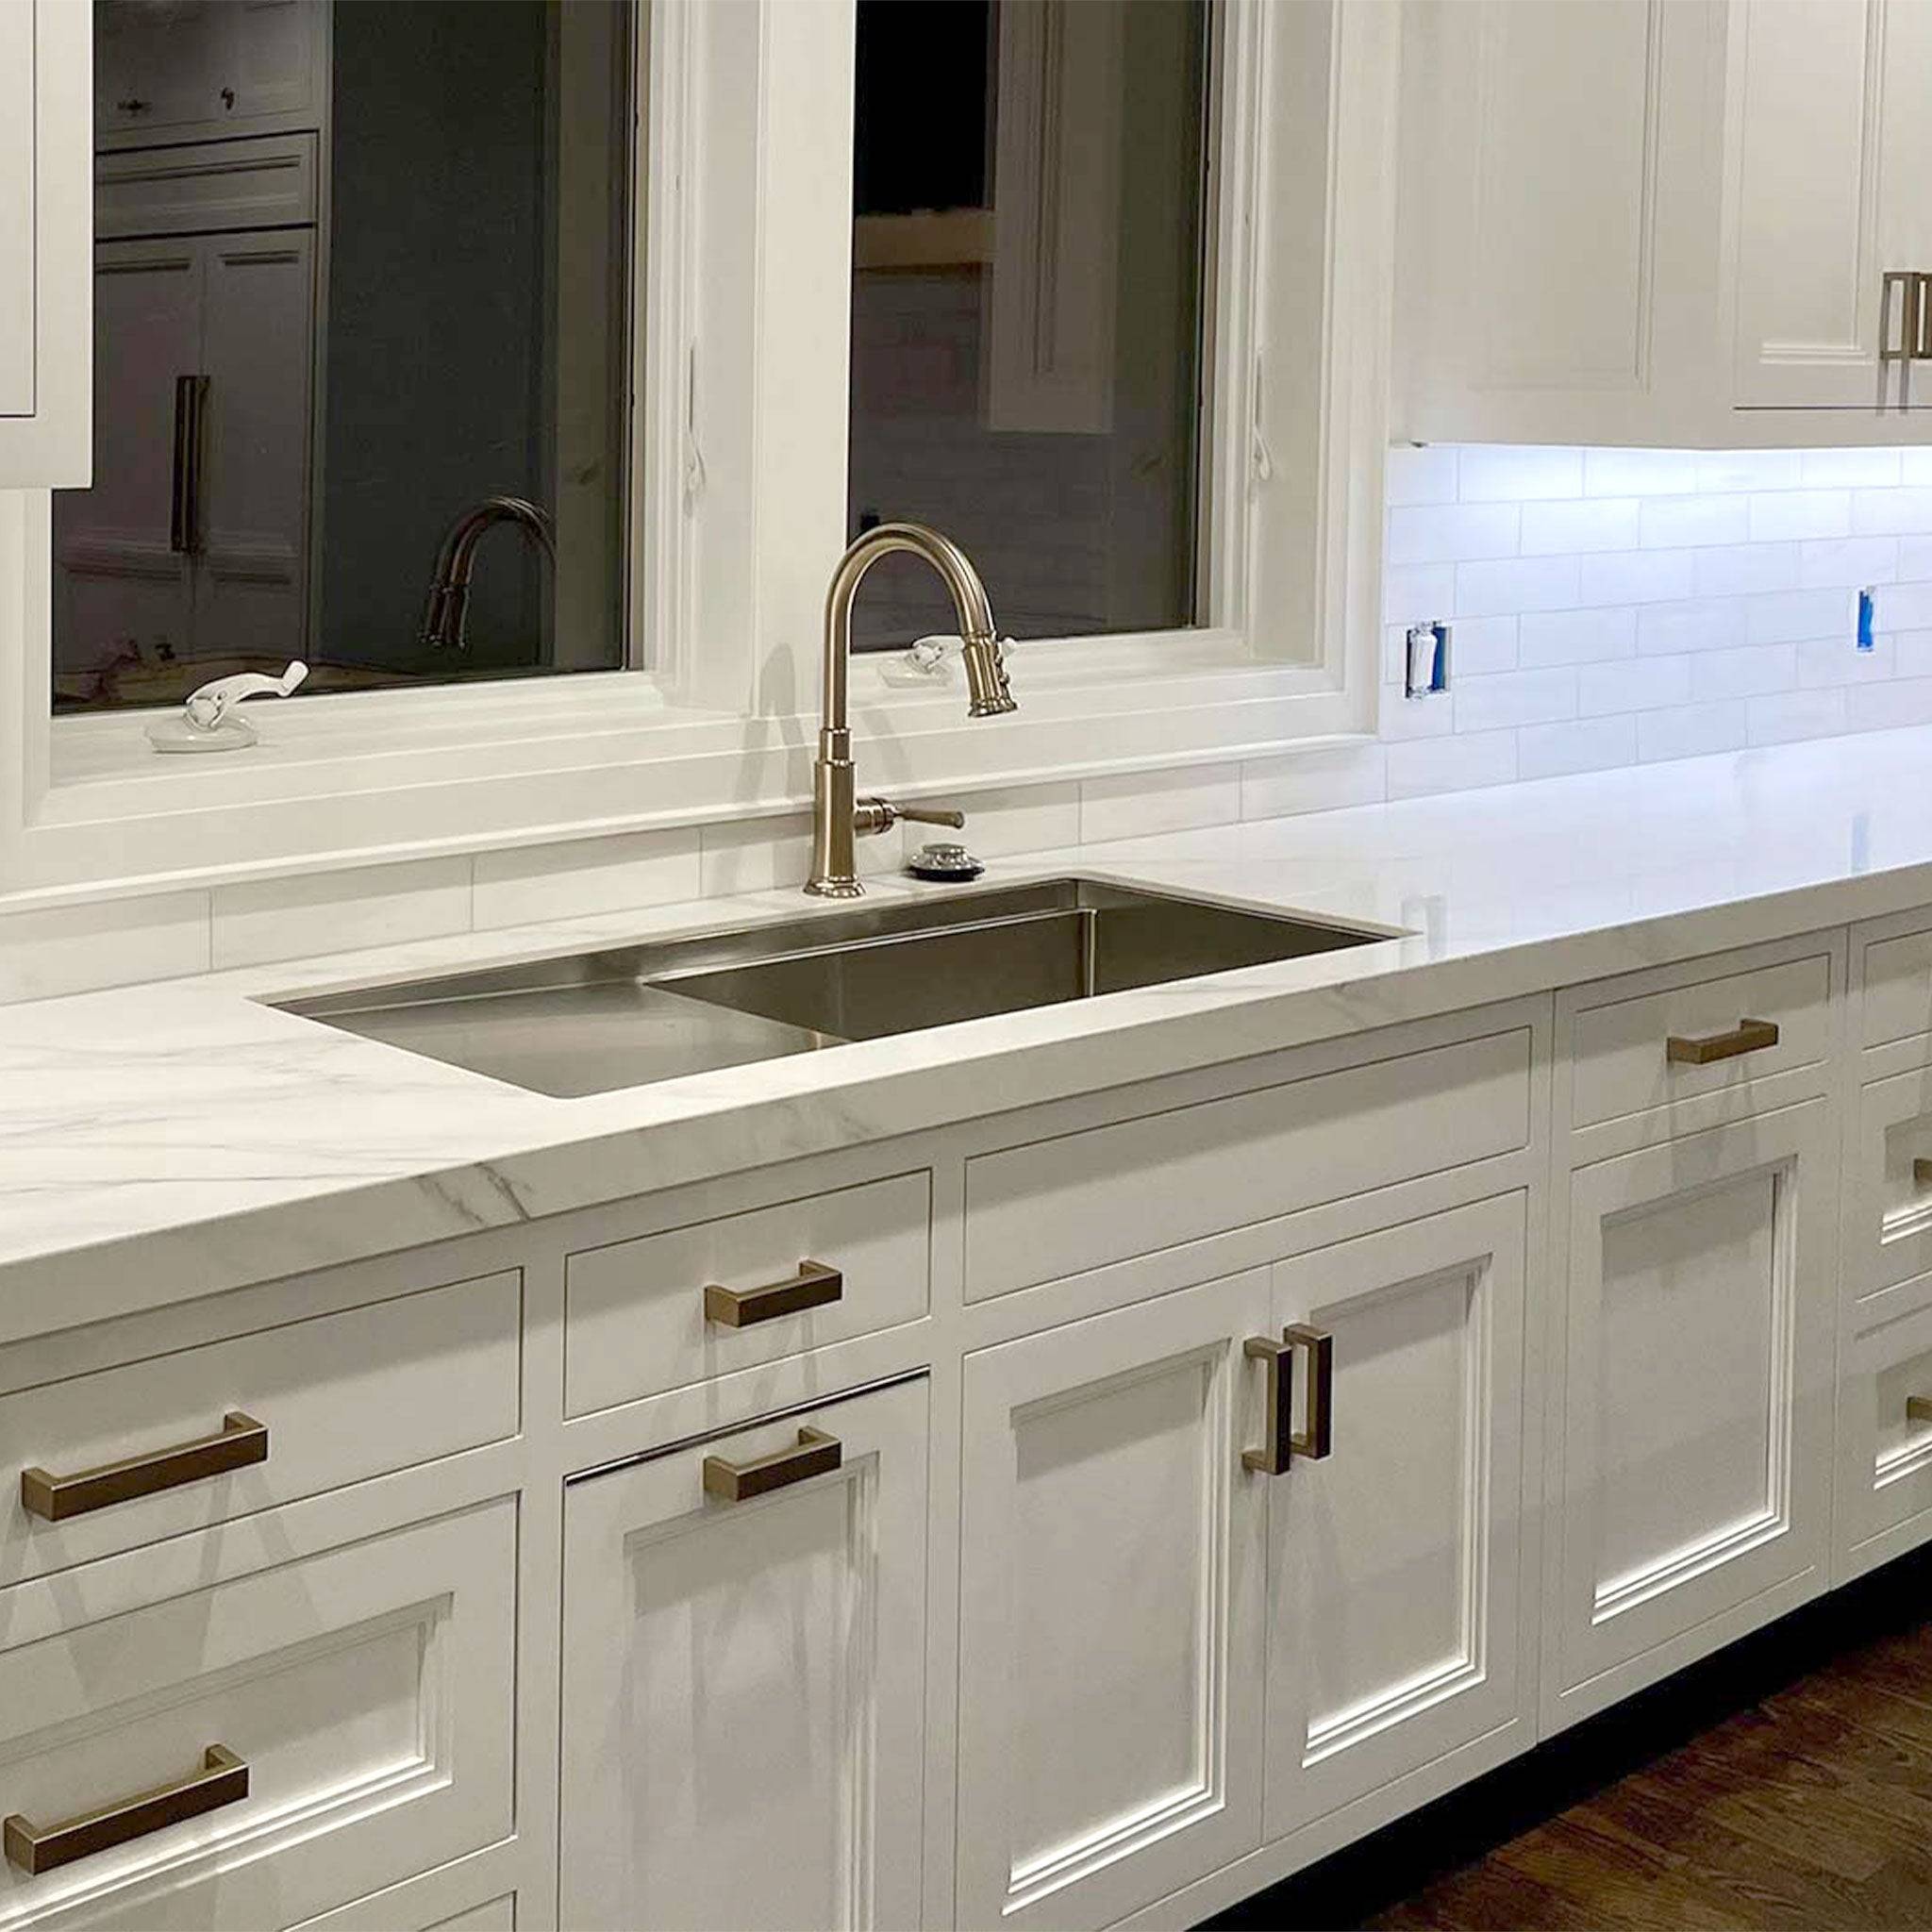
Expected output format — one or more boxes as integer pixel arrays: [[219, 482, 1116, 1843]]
[[1836, 1283, 1932, 1583], [0, 1499, 514, 1931], [95, 133, 319, 239], [1849, 1065, 1932, 1300], [964, 1027, 1531, 1303], [564, 1173, 931, 1419], [1, 1272, 520, 1581], [1863, 926, 1932, 1050], [1569, 953, 1832, 1130]]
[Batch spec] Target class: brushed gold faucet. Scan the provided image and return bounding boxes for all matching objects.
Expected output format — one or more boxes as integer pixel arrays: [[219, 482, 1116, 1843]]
[[807, 523, 1016, 898]]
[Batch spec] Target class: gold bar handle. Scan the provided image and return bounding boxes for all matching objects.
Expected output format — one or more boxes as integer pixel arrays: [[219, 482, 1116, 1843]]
[[1242, 1336, 1292, 1475], [1286, 1323, 1335, 1461], [703, 1426, 841, 1503], [1912, 1158, 1932, 1188], [21, 1411, 268, 1523], [4, 1744, 248, 1875], [703, 1259, 843, 1329], [1908, 1395, 1932, 1425], [1665, 1017, 1779, 1066]]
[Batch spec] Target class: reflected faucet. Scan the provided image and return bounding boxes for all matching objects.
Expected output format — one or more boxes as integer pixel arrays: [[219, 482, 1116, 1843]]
[[808, 522, 1017, 898], [420, 495, 558, 651]]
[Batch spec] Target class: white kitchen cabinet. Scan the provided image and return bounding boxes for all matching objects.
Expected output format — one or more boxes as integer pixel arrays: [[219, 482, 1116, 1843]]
[[1262, 1193, 1530, 1840], [1396, 0, 1932, 441], [558, 1378, 929, 1932], [0, 0, 91, 487], [956, 1272, 1271, 1932], [1546, 1101, 1837, 1731], [1724, 0, 1932, 411]]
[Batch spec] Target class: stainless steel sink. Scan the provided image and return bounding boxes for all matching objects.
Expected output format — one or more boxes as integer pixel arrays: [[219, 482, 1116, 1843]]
[[272, 877, 1393, 1097]]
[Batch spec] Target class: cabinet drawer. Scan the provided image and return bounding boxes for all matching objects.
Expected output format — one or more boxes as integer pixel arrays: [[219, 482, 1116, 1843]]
[[1568, 952, 1831, 1130], [1863, 926, 1932, 1050], [0, 1272, 520, 1582], [0, 1498, 514, 1930], [964, 1027, 1530, 1302], [95, 133, 319, 240], [564, 1173, 931, 1419], [1849, 1064, 1932, 1301], [1836, 1282, 1932, 1584]]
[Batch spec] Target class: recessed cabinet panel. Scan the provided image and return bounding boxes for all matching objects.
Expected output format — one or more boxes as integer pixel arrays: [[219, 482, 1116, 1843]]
[[1264, 1196, 1528, 1840], [1553, 1102, 1834, 1724], [957, 1273, 1268, 1932], [559, 1380, 927, 1932], [0, 1500, 514, 1931]]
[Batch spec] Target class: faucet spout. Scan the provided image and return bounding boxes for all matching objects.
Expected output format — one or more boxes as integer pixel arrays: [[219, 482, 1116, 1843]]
[[808, 522, 1017, 898], [420, 495, 557, 652]]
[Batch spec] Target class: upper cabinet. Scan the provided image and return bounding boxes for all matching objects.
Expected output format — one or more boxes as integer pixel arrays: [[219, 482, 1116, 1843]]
[[94, 0, 325, 147], [1395, 0, 1932, 446], [0, 0, 91, 488]]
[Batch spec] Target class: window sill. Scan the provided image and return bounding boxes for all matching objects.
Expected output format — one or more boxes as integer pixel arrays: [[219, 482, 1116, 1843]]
[[13, 633, 1367, 900]]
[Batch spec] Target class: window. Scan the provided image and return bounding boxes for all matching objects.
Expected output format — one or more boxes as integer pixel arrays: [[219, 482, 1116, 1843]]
[[54, 0, 634, 714], [847, 0, 1211, 651]]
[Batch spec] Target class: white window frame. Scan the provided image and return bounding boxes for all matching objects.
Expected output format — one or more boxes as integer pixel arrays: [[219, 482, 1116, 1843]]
[[0, 0, 1397, 900]]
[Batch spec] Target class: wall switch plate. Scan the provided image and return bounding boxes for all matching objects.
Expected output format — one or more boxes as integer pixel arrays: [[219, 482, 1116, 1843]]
[[1405, 622, 1452, 700]]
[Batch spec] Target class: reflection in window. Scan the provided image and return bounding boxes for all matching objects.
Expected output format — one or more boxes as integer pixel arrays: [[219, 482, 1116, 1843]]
[[847, 0, 1210, 651], [55, 0, 633, 714]]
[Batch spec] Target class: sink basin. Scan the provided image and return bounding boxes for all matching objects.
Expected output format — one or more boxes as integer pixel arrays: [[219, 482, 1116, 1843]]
[[273, 876, 1393, 1097]]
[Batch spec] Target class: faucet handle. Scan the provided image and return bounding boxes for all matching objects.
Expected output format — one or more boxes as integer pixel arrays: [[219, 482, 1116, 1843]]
[[855, 796, 967, 838]]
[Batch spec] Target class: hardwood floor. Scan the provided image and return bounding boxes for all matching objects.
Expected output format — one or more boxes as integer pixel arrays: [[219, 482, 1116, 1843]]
[[1205, 1545, 1932, 1930]]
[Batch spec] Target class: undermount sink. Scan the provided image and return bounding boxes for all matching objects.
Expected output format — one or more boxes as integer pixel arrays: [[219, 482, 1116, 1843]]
[[272, 877, 1395, 1098]]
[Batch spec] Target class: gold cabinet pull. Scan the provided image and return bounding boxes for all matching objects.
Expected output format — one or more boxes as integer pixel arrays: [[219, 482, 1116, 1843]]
[[703, 1426, 841, 1503], [1909, 1395, 1932, 1424], [703, 1259, 843, 1328], [1242, 1324, 1334, 1474], [3, 1744, 248, 1875], [21, 1412, 268, 1523], [1664, 1017, 1779, 1066], [1913, 1158, 1932, 1189]]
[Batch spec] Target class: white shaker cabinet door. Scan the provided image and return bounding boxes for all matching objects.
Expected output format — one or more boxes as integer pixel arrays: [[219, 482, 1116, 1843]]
[[0, 0, 91, 485], [956, 1271, 1271, 1932], [1726, 0, 1932, 409], [558, 1378, 928, 1932], [1263, 1194, 1531, 1841], [1547, 1101, 1837, 1730]]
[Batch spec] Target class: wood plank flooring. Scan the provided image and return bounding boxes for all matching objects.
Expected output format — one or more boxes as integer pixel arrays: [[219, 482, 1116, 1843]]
[[1205, 1545, 1932, 1930]]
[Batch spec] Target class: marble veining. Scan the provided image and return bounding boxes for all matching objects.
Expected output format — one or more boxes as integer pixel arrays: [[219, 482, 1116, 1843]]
[[7, 725, 1932, 1341]]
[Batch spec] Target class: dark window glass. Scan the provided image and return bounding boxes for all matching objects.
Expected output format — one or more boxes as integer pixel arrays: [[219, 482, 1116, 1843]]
[[847, 0, 1209, 651], [55, 0, 632, 714]]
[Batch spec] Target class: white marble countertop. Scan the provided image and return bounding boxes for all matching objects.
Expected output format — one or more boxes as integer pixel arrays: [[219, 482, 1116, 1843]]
[[7, 724, 1932, 1342]]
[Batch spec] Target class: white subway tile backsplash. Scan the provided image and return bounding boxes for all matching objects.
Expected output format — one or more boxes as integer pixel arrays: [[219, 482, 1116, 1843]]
[[1577, 654, 1692, 716], [1517, 715, 1637, 779], [1518, 607, 1637, 666], [1580, 548, 1697, 606], [212, 859, 472, 971], [1383, 562, 1456, 632], [1452, 666, 1578, 732], [1520, 498, 1640, 556], [1747, 688, 1848, 745], [1799, 536, 1898, 589], [473, 829, 701, 929], [1241, 742, 1388, 819], [1747, 490, 1851, 543], [1639, 494, 1748, 550], [1079, 764, 1242, 843], [1690, 643, 1796, 701], [1374, 443, 1932, 796], [1385, 729, 1519, 799], [1636, 598, 1746, 656], [1457, 445, 1584, 502], [945, 782, 1082, 857], [1385, 443, 1458, 507], [1455, 555, 1582, 616], [0, 892, 210, 1002], [1637, 701, 1747, 763]]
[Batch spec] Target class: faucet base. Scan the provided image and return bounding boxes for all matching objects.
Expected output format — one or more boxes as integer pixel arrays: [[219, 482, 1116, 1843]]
[[803, 877, 867, 901]]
